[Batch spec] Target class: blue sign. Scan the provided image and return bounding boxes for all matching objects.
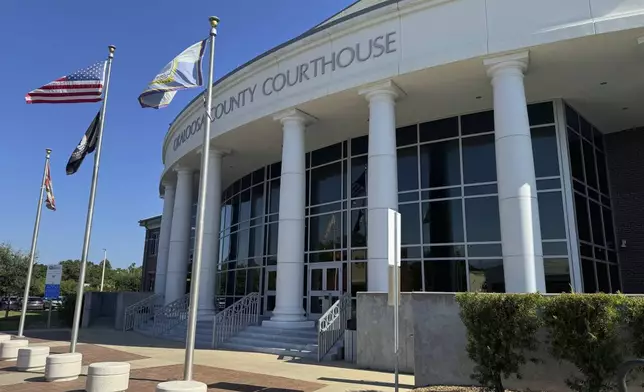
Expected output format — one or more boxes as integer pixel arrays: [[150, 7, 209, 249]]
[[44, 284, 60, 299]]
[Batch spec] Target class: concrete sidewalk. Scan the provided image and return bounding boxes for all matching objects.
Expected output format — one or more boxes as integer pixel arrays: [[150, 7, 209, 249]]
[[0, 328, 415, 392]]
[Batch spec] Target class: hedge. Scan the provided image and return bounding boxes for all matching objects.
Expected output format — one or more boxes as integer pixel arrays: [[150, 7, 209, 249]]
[[456, 293, 640, 392]]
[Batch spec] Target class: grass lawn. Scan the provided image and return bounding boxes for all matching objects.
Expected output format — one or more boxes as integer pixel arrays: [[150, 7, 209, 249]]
[[0, 310, 62, 331]]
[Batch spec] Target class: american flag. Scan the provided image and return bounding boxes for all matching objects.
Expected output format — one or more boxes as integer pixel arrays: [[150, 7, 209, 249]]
[[25, 61, 107, 104]]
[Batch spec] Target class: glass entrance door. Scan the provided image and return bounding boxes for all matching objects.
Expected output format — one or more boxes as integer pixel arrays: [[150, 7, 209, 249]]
[[264, 266, 277, 316], [308, 263, 343, 318]]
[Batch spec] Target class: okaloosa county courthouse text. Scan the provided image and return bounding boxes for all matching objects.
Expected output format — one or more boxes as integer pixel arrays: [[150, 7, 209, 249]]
[[136, 0, 644, 357]]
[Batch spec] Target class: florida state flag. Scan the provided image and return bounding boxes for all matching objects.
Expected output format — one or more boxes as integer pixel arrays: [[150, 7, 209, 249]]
[[45, 160, 56, 211]]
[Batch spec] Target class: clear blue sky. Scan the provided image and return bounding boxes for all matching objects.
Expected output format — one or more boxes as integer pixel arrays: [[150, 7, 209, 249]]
[[0, 0, 354, 268]]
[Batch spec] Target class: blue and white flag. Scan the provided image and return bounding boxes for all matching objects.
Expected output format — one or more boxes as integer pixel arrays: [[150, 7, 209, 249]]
[[138, 39, 207, 109]]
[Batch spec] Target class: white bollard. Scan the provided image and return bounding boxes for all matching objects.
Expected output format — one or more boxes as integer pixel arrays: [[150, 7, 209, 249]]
[[0, 339, 29, 360], [156, 380, 208, 392], [85, 362, 131, 392], [45, 352, 82, 382], [16, 346, 50, 371]]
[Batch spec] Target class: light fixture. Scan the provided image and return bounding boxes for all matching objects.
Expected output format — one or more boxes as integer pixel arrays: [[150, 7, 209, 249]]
[[622, 107, 629, 111], [600, 82, 607, 85], [475, 96, 482, 100]]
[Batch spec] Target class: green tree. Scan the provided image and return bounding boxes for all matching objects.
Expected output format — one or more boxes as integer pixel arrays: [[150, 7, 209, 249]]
[[111, 263, 142, 292], [0, 243, 29, 317]]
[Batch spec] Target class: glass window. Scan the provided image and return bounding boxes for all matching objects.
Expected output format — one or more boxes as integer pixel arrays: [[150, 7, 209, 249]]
[[565, 105, 579, 131], [581, 258, 596, 293], [465, 197, 501, 242], [241, 174, 252, 190], [594, 128, 604, 151], [310, 162, 342, 205], [351, 136, 368, 156], [467, 244, 502, 258], [424, 260, 467, 292], [350, 262, 368, 296], [217, 270, 227, 295], [252, 167, 265, 185], [589, 201, 604, 246], [265, 223, 278, 256], [268, 179, 280, 214], [401, 261, 422, 292], [226, 270, 235, 296], [528, 102, 554, 126], [462, 134, 496, 184], [350, 157, 367, 198], [397, 146, 419, 191], [574, 193, 591, 243], [249, 226, 263, 258], [538, 192, 566, 240], [579, 116, 593, 141], [311, 143, 342, 167], [603, 206, 615, 250], [240, 190, 251, 222], [237, 228, 249, 261], [583, 141, 597, 189], [309, 212, 342, 251], [595, 262, 610, 293], [596, 152, 609, 195], [246, 268, 260, 293], [422, 199, 464, 244], [461, 110, 494, 136], [543, 241, 568, 256], [419, 140, 460, 189], [544, 258, 570, 293], [568, 130, 584, 182], [423, 245, 465, 258], [396, 125, 417, 147], [609, 264, 621, 293], [399, 203, 421, 245], [468, 259, 505, 293], [251, 185, 264, 218], [350, 209, 367, 247], [235, 269, 247, 295], [531, 126, 559, 178], [419, 117, 459, 142]]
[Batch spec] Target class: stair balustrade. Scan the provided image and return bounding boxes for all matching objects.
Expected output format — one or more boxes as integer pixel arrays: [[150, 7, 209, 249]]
[[317, 293, 351, 362], [152, 294, 190, 336], [123, 294, 163, 332], [211, 292, 260, 348]]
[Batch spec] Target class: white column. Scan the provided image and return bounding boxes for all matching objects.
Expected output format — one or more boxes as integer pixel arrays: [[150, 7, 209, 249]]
[[198, 148, 223, 316], [263, 108, 315, 329], [359, 80, 403, 292], [484, 51, 545, 293], [154, 181, 175, 297], [165, 166, 194, 304]]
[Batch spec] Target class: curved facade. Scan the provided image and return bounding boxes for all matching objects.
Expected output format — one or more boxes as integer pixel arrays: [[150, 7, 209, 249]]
[[149, 0, 644, 324]]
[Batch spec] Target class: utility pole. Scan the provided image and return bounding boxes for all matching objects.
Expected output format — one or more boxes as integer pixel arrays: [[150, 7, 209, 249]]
[[100, 248, 107, 292]]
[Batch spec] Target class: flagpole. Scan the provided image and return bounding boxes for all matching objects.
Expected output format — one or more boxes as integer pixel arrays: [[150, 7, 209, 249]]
[[183, 16, 219, 381], [17, 148, 52, 337], [69, 45, 115, 353]]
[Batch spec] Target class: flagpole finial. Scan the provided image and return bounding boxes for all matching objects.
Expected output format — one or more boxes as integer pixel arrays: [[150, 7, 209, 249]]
[[46, 148, 52, 157], [108, 45, 116, 55], [209, 16, 219, 28]]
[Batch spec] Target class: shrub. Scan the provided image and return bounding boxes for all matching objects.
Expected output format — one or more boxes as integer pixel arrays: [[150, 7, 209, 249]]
[[626, 297, 644, 358], [456, 292, 543, 392], [58, 295, 82, 327], [542, 293, 626, 392]]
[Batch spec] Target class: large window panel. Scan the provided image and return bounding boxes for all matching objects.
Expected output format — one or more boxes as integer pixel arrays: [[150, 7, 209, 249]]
[[397, 146, 419, 191], [424, 260, 467, 292], [574, 193, 591, 243], [422, 199, 464, 244], [583, 140, 598, 189], [268, 179, 280, 214], [538, 192, 566, 240], [531, 126, 560, 178], [350, 157, 367, 198], [567, 130, 584, 182], [310, 162, 342, 205], [251, 185, 264, 218], [544, 258, 571, 293], [350, 209, 367, 247], [309, 212, 342, 251], [465, 197, 501, 242], [399, 203, 421, 245], [462, 134, 496, 184], [468, 259, 505, 293], [401, 260, 423, 292], [419, 140, 461, 189]]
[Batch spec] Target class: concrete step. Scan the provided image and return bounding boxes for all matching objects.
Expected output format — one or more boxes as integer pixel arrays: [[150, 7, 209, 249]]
[[228, 336, 317, 352], [244, 325, 318, 339], [219, 342, 318, 360], [236, 330, 317, 345]]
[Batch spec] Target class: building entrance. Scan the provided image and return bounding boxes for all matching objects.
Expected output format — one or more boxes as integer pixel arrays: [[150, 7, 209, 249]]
[[263, 265, 277, 316], [308, 263, 344, 319]]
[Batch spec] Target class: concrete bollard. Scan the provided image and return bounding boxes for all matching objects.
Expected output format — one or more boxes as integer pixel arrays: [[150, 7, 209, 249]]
[[85, 362, 131, 392], [45, 352, 82, 382], [0, 339, 29, 360], [156, 380, 208, 392], [16, 346, 50, 371]]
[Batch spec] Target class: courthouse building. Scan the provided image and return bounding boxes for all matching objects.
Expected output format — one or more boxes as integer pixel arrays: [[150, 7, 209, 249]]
[[142, 0, 644, 330]]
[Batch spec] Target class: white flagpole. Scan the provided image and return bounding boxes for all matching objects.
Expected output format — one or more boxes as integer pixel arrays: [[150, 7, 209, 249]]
[[69, 45, 115, 353], [183, 16, 219, 381], [17, 148, 52, 337]]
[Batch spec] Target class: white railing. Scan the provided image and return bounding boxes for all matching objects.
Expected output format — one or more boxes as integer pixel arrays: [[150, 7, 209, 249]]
[[211, 292, 260, 348], [317, 294, 351, 362], [153, 294, 190, 336], [123, 294, 163, 331]]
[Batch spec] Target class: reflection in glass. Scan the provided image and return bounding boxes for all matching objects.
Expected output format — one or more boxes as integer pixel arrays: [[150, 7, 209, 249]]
[[465, 197, 501, 242], [309, 212, 342, 251], [399, 203, 421, 245], [235, 269, 246, 295], [251, 185, 264, 218], [351, 262, 367, 296], [531, 126, 560, 178], [422, 199, 464, 244], [350, 157, 367, 198], [397, 146, 419, 191], [583, 141, 597, 189], [268, 179, 280, 214], [266, 223, 278, 256], [538, 192, 566, 240], [420, 140, 460, 189], [351, 209, 367, 247], [401, 261, 422, 291], [544, 258, 570, 293], [310, 162, 342, 205], [468, 259, 505, 293], [424, 260, 467, 292], [462, 135, 496, 184], [246, 268, 260, 293]]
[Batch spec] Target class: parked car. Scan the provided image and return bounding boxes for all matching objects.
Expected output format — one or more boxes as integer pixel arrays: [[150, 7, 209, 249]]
[[1, 297, 20, 311], [46, 298, 62, 310], [21, 297, 45, 311]]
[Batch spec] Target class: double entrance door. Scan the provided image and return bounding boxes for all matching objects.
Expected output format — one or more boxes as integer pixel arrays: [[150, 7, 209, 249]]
[[262, 263, 344, 319]]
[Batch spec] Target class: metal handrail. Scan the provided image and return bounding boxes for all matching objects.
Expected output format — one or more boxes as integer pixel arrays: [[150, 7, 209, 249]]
[[123, 294, 163, 331], [211, 292, 260, 348], [153, 293, 190, 336], [317, 293, 351, 362]]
